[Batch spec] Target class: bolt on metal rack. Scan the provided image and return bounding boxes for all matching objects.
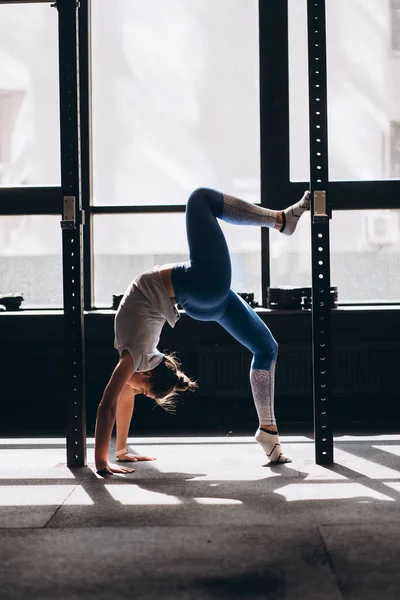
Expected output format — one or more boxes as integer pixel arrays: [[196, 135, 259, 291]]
[[307, 0, 334, 465], [57, 0, 87, 468]]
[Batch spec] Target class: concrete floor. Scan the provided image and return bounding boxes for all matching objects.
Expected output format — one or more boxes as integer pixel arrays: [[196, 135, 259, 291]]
[[1, 433, 400, 599]]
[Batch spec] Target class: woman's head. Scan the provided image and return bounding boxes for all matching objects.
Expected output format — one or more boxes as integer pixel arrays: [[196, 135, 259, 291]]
[[147, 352, 198, 411]]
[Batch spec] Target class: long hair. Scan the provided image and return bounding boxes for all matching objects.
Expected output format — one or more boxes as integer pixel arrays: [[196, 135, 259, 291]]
[[149, 352, 198, 412]]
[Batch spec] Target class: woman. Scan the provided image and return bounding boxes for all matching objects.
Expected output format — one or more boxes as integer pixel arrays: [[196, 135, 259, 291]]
[[94, 187, 310, 474]]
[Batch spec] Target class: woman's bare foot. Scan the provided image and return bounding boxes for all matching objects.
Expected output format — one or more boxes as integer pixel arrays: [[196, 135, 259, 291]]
[[115, 448, 157, 462], [116, 449, 138, 462]]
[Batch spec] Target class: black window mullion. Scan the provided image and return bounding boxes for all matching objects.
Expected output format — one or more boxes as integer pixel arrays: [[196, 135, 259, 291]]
[[78, 0, 93, 311], [259, 0, 290, 306], [0, 1, 52, 4], [91, 205, 186, 214]]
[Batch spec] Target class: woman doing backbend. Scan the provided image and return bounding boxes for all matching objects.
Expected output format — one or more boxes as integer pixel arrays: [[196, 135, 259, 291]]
[[94, 187, 310, 474]]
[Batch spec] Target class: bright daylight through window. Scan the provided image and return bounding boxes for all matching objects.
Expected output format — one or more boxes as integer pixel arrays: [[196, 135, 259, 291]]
[[91, 0, 261, 307], [1, 1, 399, 306], [0, 4, 61, 307], [275, 0, 400, 302]]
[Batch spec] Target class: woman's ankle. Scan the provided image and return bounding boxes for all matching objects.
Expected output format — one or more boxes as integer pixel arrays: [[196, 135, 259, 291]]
[[259, 423, 278, 433], [115, 448, 128, 458], [274, 212, 283, 230]]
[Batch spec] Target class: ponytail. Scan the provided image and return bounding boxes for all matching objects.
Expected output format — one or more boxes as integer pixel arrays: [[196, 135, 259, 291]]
[[149, 352, 198, 412]]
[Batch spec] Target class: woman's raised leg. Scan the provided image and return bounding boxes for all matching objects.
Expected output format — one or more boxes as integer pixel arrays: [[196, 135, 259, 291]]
[[182, 186, 310, 284], [222, 190, 310, 235]]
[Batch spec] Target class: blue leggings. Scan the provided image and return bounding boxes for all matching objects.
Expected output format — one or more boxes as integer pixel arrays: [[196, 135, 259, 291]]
[[171, 188, 278, 370]]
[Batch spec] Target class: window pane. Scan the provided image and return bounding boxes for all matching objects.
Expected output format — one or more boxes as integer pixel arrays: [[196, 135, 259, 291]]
[[288, 0, 310, 183], [0, 216, 62, 307], [93, 214, 261, 306], [270, 209, 400, 303], [331, 210, 400, 302], [92, 0, 260, 205], [289, 0, 400, 182], [270, 211, 312, 290], [0, 4, 60, 186]]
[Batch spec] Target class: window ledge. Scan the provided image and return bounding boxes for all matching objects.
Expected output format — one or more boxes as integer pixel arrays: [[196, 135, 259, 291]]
[[2, 305, 400, 317]]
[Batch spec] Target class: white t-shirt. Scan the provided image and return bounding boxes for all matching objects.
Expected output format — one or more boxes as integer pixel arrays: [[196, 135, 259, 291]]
[[114, 266, 180, 372]]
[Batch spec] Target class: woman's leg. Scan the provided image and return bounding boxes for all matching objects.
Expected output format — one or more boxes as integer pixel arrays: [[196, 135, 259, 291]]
[[171, 187, 307, 460], [217, 290, 291, 464], [184, 187, 310, 270], [172, 187, 310, 318], [222, 190, 310, 235]]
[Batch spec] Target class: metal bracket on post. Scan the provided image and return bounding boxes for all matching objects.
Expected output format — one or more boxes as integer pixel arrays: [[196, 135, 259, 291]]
[[61, 196, 85, 229], [61, 196, 76, 229], [313, 190, 329, 223]]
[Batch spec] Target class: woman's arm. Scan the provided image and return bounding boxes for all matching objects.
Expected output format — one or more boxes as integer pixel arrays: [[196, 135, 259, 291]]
[[116, 385, 136, 454], [115, 386, 157, 463], [94, 353, 134, 473]]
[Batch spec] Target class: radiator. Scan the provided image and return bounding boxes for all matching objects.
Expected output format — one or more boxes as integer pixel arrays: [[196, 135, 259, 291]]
[[197, 343, 400, 397]]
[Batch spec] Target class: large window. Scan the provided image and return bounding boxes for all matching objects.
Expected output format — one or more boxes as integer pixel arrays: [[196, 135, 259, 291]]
[[0, 215, 62, 307], [0, 4, 60, 187], [0, 3, 61, 308], [91, 0, 260, 207], [272, 0, 400, 304], [289, 0, 400, 183], [1, 1, 398, 310], [91, 0, 261, 306]]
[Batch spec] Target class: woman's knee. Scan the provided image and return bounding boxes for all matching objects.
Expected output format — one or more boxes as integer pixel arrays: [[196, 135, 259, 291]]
[[252, 338, 278, 370], [187, 187, 206, 207], [187, 187, 223, 216]]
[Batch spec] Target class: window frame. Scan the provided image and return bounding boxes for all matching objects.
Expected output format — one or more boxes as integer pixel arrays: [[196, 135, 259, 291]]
[[1, 0, 399, 310]]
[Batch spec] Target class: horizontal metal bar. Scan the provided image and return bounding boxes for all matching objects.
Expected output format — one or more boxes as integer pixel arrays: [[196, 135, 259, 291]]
[[288, 180, 400, 211], [0, 1, 53, 4], [91, 204, 187, 214], [2, 181, 399, 215], [0, 187, 62, 215]]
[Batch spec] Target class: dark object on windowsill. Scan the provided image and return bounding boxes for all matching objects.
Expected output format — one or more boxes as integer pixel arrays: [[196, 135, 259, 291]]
[[0, 293, 24, 311], [238, 292, 259, 308], [267, 287, 338, 310], [112, 294, 124, 310]]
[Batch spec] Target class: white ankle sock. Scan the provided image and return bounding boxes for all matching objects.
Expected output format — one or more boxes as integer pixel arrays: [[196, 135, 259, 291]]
[[280, 191, 310, 236], [255, 428, 292, 464]]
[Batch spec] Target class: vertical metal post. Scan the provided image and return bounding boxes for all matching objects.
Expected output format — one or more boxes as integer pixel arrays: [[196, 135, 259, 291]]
[[307, 0, 334, 464], [57, 0, 87, 467]]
